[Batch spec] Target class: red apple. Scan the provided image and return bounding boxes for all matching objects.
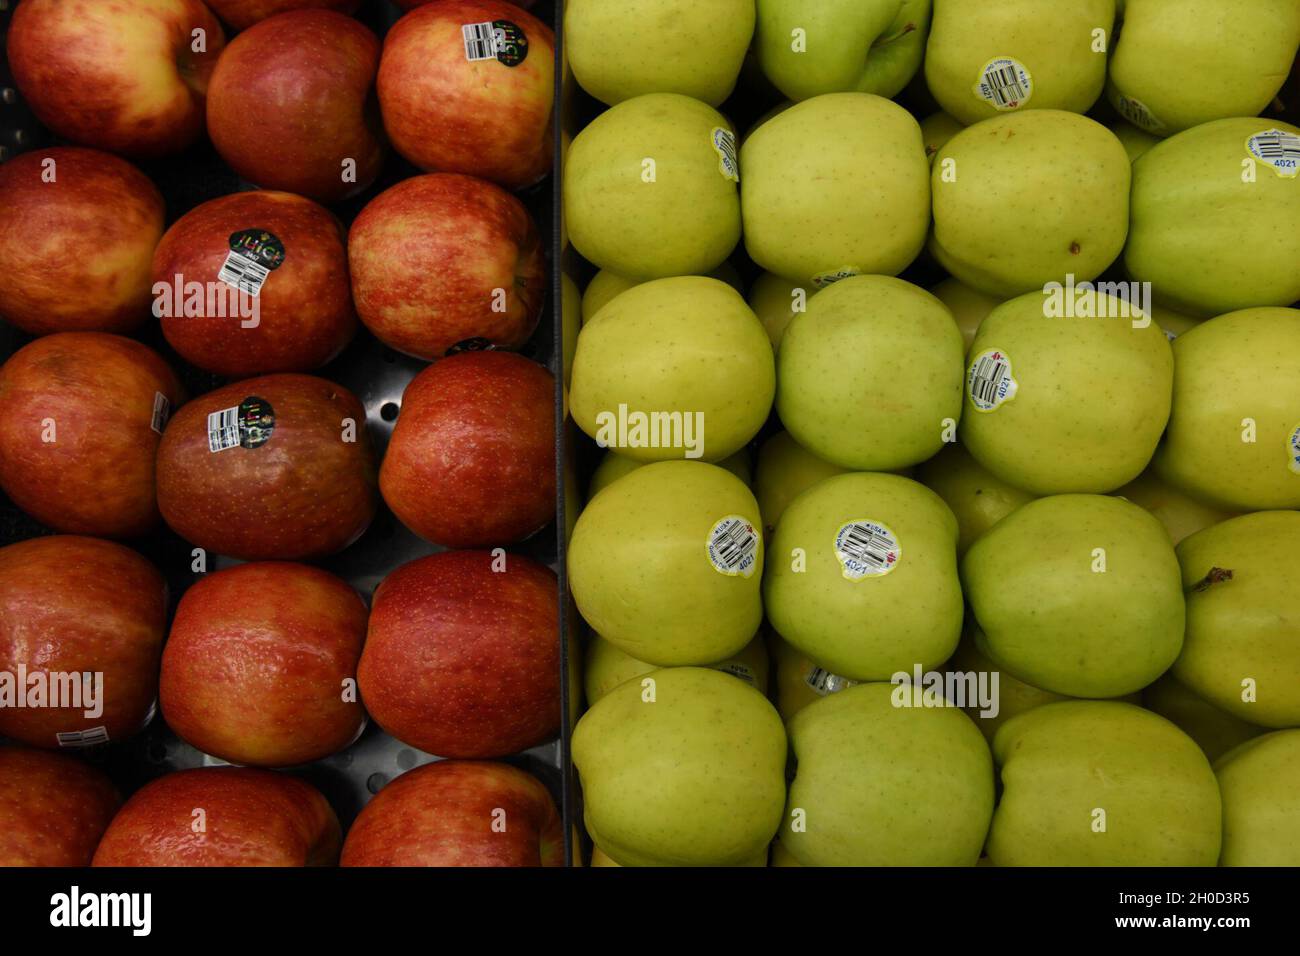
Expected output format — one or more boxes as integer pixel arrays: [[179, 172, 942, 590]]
[[348, 173, 545, 360], [152, 190, 357, 376], [0, 148, 165, 336], [0, 333, 184, 538], [396, 0, 537, 10], [92, 767, 341, 866], [206, 0, 359, 31], [160, 562, 368, 767], [0, 747, 121, 867], [340, 760, 563, 866], [377, 1, 555, 189], [206, 10, 386, 202], [380, 351, 555, 548], [0, 536, 167, 749], [156, 373, 378, 560], [357, 550, 560, 758], [7, 0, 225, 157]]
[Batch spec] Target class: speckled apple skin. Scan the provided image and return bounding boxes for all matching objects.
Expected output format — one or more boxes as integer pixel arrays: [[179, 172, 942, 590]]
[[358, 550, 560, 758], [160, 562, 368, 767], [0, 149, 164, 336], [92, 767, 341, 866], [341, 760, 563, 866], [0, 536, 167, 748], [206, 0, 359, 31], [156, 374, 378, 560], [0, 747, 121, 867], [1216, 730, 1300, 866]]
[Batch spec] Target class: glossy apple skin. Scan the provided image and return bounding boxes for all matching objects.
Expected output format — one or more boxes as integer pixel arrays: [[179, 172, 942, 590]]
[[377, 1, 555, 189], [380, 352, 556, 548], [153, 191, 357, 376], [0, 536, 167, 749], [92, 767, 341, 866], [156, 373, 378, 560], [349, 173, 545, 360], [358, 551, 560, 758], [160, 562, 368, 767], [206, 0, 359, 31], [0, 747, 121, 867], [340, 760, 563, 866], [0, 333, 184, 538], [206, 10, 385, 202], [7, 0, 225, 157], [0, 148, 165, 336]]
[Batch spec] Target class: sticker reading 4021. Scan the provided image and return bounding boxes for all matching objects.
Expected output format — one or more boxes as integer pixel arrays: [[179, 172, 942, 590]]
[[1246, 129, 1300, 178], [707, 515, 759, 578], [967, 348, 1018, 412], [834, 520, 900, 581], [711, 127, 739, 182], [973, 56, 1032, 111]]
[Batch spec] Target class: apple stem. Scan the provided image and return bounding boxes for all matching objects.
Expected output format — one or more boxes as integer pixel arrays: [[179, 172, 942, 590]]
[[1188, 567, 1233, 593]]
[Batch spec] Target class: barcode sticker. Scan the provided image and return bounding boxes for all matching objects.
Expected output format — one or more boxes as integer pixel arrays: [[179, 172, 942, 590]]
[[834, 519, 901, 580], [973, 57, 1033, 111], [208, 404, 241, 452], [805, 665, 857, 696], [1115, 94, 1165, 133], [707, 515, 759, 577], [711, 127, 739, 182], [811, 267, 860, 289], [56, 726, 109, 748], [462, 20, 529, 66], [1289, 424, 1300, 474], [714, 662, 757, 687], [151, 391, 170, 434], [206, 397, 276, 453], [1246, 129, 1300, 178], [462, 21, 496, 60], [218, 250, 271, 297], [967, 348, 1018, 412]]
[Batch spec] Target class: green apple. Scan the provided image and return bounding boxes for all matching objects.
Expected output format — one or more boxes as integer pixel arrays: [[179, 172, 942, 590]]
[[929, 277, 1000, 350], [768, 630, 858, 723], [1142, 673, 1265, 764], [1109, 118, 1160, 161], [964, 494, 1184, 697], [570, 277, 774, 463], [944, 628, 1069, 743], [565, 93, 741, 279], [959, 289, 1173, 494], [569, 460, 763, 665], [1107, 0, 1300, 136], [764, 473, 963, 681], [1154, 307, 1300, 510], [564, 0, 755, 107], [1215, 731, 1300, 866], [740, 93, 930, 284], [755, 0, 931, 101], [746, 272, 806, 352], [930, 110, 1130, 298], [777, 275, 964, 470], [925, 0, 1114, 125], [988, 701, 1221, 866], [784, 682, 993, 866], [1113, 466, 1236, 546], [572, 666, 787, 866], [769, 839, 800, 867], [1173, 511, 1300, 728], [581, 261, 744, 325], [584, 631, 770, 705], [1126, 118, 1300, 317], [589, 447, 751, 499], [920, 110, 964, 164], [753, 430, 847, 539], [561, 272, 579, 390], [916, 442, 1036, 555]]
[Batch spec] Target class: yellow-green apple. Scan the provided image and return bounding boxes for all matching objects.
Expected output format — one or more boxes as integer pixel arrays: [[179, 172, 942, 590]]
[[566, 0, 754, 106], [565, 93, 741, 278], [931, 111, 1130, 298], [1154, 308, 1300, 510], [959, 290, 1173, 494], [929, 277, 999, 350], [1126, 119, 1300, 316], [919, 109, 964, 162], [377, 0, 555, 190], [924, 0, 1113, 125], [0, 148, 164, 336], [0, 536, 166, 749], [571, 277, 774, 463], [358, 551, 560, 758], [1143, 673, 1265, 763], [581, 262, 744, 325], [964, 495, 1183, 697], [0, 747, 120, 867], [746, 272, 804, 352], [1110, 118, 1160, 161], [7, 0, 225, 157], [206, 9, 385, 202], [917, 441, 1035, 555], [0, 333, 183, 538], [777, 275, 963, 470], [205, 0, 359, 31], [987, 701, 1221, 866], [945, 629, 1068, 742], [588, 447, 750, 499], [1173, 511, 1300, 727], [159, 562, 367, 767], [1215, 731, 1300, 866], [784, 682, 993, 866], [569, 461, 763, 665], [156, 374, 377, 560], [561, 272, 579, 390], [380, 352, 555, 548], [769, 631, 858, 723], [764, 473, 963, 680], [753, 430, 847, 539], [584, 632, 769, 705], [1107, 0, 1300, 136], [152, 191, 356, 377], [341, 760, 563, 867], [741, 93, 929, 284], [572, 666, 787, 866], [1114, 466, 1236, 546], [92, 767, 340, 866], [755, 0, 930, 101], [349, 173, 545, 360]]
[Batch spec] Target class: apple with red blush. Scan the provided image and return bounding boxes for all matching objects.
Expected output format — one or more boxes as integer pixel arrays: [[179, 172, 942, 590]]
[[206, 0, 359, 31], [0, 747, 121, 867]]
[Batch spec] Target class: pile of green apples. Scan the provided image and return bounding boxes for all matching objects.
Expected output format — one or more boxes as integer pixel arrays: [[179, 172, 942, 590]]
[[559, 0, 1300, 867]]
